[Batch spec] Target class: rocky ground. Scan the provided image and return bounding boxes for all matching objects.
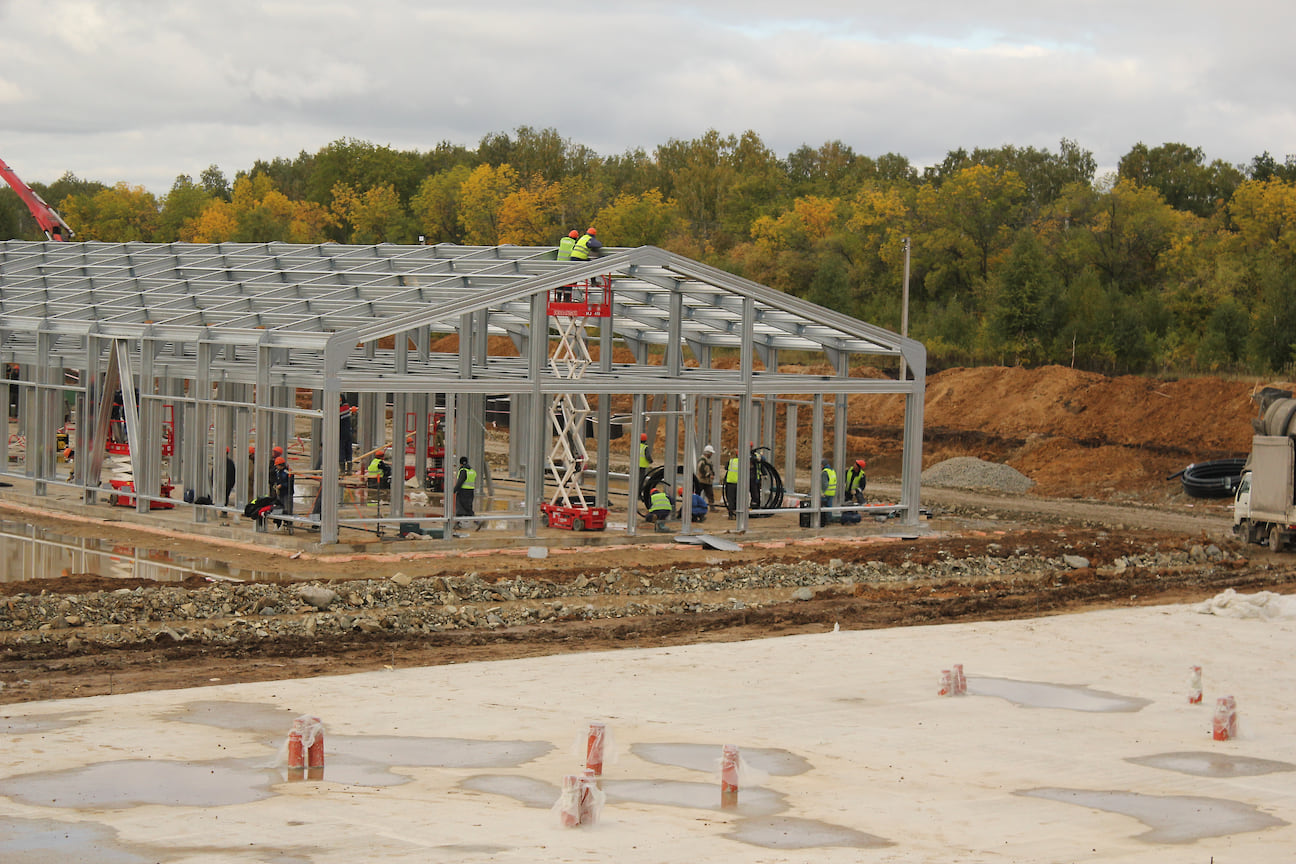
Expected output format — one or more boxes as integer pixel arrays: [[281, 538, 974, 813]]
[[2, 365, 1294, 706]]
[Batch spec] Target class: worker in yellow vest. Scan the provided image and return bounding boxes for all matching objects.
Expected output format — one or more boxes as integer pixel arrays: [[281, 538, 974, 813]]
[[820, 459, 838, 526], [638, 432, 652, 469], [724, 454, 740, 518], [648, 486, 672, 523], [454, 456, 477, 517]]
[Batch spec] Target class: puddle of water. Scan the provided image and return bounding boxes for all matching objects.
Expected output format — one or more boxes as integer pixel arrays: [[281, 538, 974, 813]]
[[0, 711, 88, 735], [460, 774, 561, 808], [725, 816, 892, 850], [0, 519, 279, 584], [1127, 751, 1296, 778], [630, 742, 812, 776], [0, 757, 280, 809], [0, 817, 153, 864], [169, 699, 301, 734], [968, 677, 1150, 712], [602, 778, 787, 816], [1019, 787, 1289, 843]]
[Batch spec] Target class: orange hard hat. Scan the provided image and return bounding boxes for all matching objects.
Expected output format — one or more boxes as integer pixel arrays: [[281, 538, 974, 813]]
[[586, 227, 597, 236], [677, 487, 683, 496], [856, 458, 867, 468], [569, 229, 579, 238], [274, 456, 286, 466], [640, 432, 647, 442], [272, 445, 283, 455], [248, 445, 255, 455], [63, 447, 73, 459]]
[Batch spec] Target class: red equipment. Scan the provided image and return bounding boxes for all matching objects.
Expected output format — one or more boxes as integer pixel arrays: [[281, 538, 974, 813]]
[[107, 478, 176, 509], [0, 157, 74, 241]]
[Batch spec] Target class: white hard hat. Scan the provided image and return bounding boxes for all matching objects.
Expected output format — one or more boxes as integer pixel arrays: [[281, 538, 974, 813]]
[[703, 444, 714, 454]]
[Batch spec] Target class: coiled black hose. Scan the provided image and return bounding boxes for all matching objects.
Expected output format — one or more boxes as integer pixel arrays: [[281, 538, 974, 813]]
[[1170, 458, 1247, 498]]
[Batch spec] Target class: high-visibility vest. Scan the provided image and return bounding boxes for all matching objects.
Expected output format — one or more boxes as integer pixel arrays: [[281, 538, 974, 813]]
[[649, 488, 671, 513], [459, 467, 477, 490], [725, 457, 739, 483], [571, 234, 593, 261], [557, 235, 576, 261], [639, 441, 651, 468], [367, 457, 383, 478], [846, 466, 865, 494], [822, 467, 838, 498]]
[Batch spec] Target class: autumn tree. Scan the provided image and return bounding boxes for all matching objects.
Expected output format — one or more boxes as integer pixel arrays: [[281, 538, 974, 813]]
[[62, 183, 160, 241], [331, 183, 410, 244], [411, 166, 471, 244], [457, 164, 519, 245], [593, 190, 683, 248], [1118, 142, 1243, 217]]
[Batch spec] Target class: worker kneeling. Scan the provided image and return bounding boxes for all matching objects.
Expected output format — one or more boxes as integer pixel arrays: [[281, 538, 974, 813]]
[[648, 486, 674, 531], [679, 485, 708, 523]]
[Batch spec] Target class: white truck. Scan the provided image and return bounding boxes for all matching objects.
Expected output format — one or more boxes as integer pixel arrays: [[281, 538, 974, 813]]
[[1233, 435, 1296, 552]]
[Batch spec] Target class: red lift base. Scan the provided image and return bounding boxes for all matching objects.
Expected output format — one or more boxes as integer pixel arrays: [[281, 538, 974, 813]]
[[540, 503, 607, 532], [107, 479, 176, 509]]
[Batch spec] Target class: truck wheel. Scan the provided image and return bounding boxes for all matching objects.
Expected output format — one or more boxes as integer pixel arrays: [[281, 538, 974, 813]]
[[1270, 524, 1285, 553]]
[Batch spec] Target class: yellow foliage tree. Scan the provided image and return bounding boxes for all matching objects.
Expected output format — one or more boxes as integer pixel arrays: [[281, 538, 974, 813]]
[[593, 190, 684, 247], [180, 199, 238, 243], [497, 179, 562, 245], [458, 164, 519, 245], [62, 182, 160, 241]]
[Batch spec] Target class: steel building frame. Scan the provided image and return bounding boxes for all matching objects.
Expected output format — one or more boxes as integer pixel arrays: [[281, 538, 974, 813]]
[[0, 240, 925, 545]]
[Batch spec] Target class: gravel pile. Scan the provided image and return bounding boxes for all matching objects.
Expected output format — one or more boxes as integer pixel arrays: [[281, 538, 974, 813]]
[[922, 457, 1034, 493], [0, 542, 1226, 650]]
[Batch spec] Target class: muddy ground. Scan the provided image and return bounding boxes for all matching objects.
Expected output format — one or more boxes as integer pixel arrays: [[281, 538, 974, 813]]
[[2, 365, 1294, 706]]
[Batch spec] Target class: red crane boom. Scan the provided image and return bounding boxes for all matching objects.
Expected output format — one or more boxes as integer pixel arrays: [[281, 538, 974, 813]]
[[0, 157, 74, 241]]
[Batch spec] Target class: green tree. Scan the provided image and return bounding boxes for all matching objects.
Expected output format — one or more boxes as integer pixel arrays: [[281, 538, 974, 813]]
[[331, 183, 411, 244], [1118, 142, 1243, 217], [594, 189, 684, 247], [157, 175, 212, 242], [62, 183, 160, 241], [914, 165, 1027, 295], [410, 165, 471, 244]]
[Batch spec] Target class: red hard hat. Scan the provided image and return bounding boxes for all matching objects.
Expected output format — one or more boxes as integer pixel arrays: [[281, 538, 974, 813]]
[[569, 229, 579, 238], [587, 227, 597, 236], [248, 445, 255, 455], [677, 487, 683, 496], [63, 447, 73, 459], [640, 433, 647, 442], [856, 458, 867, 468]]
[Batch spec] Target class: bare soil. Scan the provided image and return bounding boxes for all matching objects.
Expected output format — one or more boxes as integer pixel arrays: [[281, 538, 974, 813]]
[[3, 365, 1294, 706]]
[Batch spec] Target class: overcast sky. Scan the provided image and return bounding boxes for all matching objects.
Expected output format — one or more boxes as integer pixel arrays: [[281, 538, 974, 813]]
[[3, 1, 1294, 196]]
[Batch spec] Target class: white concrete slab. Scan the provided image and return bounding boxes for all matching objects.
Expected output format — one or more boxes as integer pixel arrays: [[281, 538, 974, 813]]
[[1, 598, 1294, 863]]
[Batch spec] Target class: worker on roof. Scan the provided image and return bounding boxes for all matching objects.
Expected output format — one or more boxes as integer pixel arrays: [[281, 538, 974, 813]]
[[557, 229, 579, 261], [570, 227, 602, 262]]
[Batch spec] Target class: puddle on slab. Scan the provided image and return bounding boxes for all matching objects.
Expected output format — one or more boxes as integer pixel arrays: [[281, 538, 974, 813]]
[[1019, 787, 1289, 843], [0, 711, 88, 735], [460, 774, 560, 808], [0, 518, 280, 584], [603, 778, 787, 816], [725, 816, 892, 850], [630, 742, 812, 776], [0, 757, 280, 809], [968, 677, 1150, 712], [0, 817, 153, 864], [1127, 752, 1296, 778], [169, 699, 301, 734]]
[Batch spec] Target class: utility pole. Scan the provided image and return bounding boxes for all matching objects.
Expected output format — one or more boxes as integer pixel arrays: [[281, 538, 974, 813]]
[[899, 236, 911, 380]]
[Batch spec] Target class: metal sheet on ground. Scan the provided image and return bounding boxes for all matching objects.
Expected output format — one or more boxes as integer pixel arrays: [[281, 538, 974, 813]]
[[673, 533, 741, 551]]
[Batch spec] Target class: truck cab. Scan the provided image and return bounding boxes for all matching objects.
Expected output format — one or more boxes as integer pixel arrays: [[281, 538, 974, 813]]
[[1233, 436, 1296, 551]]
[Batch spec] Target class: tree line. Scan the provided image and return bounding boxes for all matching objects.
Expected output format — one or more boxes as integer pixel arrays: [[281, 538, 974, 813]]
[[3, 128, 1295, 376]]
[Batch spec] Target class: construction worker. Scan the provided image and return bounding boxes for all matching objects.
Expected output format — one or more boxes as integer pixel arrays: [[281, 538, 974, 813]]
[[696, 444, 716, 504], [367, 448, 391, 503], [454, 456, 477, 517], [268, 445, 284, 490], [724, 452, 740, 518], [272, 455, 294, 532], [647, 485, 672, 523], [842, 458, 867, 524], [748, 442, 763, 511], [638, 432, 652, 470], [820, 458, 838, 526], [680, 485, 708, 522], [557, 229, 579, 261], [339, 398, 354, 471], [63, 446, 74, 481], [570, 227, 602, 261]]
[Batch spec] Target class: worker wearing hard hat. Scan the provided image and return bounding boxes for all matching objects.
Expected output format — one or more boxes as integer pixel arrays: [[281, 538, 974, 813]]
[[638, 432, 652, 470], [696, 444, 716, 504], [570, 227, 602, 261], [557, 229, 579, 261]]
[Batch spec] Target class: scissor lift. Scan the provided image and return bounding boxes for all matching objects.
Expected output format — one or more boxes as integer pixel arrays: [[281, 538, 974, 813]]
[[540, 278, 611, 532]]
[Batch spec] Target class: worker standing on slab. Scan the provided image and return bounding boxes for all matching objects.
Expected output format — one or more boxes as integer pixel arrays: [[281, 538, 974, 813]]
[[272, 455, 294, 533], [638, 432, 652, 471], [454, 456, 476, 517], [820, 458, 838, 527], [339, 398, 354, 472], [724, 452, 739, 518], [696, 444, 716, 504]]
